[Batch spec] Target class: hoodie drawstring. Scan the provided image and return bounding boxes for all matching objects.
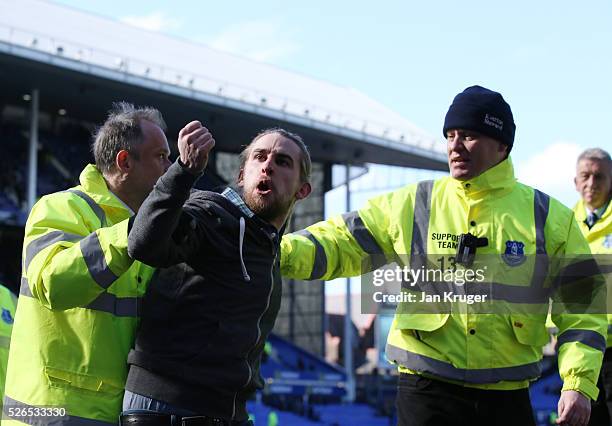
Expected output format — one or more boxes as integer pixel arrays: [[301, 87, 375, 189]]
[[239, 217, 251, 282]]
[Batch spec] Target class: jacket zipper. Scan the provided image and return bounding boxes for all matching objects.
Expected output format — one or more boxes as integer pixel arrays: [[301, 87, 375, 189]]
[[233, 239, 277, 419]]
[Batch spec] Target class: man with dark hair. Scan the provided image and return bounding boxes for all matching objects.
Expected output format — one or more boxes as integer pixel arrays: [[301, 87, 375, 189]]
[[90, 101, 170, 212], [281, 86, 606, 426], [573, 147, 612, 426], [3, 102, 171, 424], [123, 122, 312, 425]]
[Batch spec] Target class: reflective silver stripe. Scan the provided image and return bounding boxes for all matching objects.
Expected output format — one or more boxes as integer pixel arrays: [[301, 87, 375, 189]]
[[80, 232, 118, 289], [3, 395, 114, 425], [557, 329, 606, 353], [403, 184, 561, 303], [0, 335, 10, 348], [533, 189, 549, 255], [295, 230, 327, 280], [403, 180, 554, 304], [65, 189, 107, 227], [467, 282, 549, 304], [469, 282, 546, 304], [608, 324, 612, 334], [24, 231, 82, 271], [386, 344, 542, 384], [20, 276, 33, 297], [410, 180, 433, 257], [530, 189, 550, 288], [20, 276, 139, 317], [341, 211, 383, 255], [86, 292, 140, 317], [553, 258, 603, 288]]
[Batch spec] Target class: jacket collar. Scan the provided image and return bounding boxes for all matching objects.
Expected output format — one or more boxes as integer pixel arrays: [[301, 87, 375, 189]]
[[450, 157, 516, 199], [78, 164, 131, 211], [221, 187, 255, 218], [573, 197, 612, 224]]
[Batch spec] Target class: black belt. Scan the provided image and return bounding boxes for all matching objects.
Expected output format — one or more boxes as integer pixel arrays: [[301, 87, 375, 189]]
[[120, 412, 241, 426]]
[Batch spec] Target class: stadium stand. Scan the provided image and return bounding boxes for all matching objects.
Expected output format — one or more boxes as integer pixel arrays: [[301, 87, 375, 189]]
[[253, 333, 396, 425], [530, 357, 563, 426], [0, 121, 84, 217], [0, 118, 227, 225]]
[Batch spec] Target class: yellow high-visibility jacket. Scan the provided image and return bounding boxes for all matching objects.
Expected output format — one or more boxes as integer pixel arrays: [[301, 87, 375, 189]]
[[2, 164, 156, 425], [282, 158, 606, 400], [0, 284, 17, 411], [574, 198, 612, 346]]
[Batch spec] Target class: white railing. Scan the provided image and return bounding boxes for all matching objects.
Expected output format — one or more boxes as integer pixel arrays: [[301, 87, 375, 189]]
[[0, 23, 445, 155]]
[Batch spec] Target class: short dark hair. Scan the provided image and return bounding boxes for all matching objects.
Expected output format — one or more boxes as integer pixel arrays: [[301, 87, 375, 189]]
[[92, 102, 167, 174], [238, 128, 312, 183]]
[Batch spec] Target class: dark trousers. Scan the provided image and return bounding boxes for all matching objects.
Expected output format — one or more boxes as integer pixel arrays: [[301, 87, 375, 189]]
[[122, 390, 252, 426], [119, 412, 253, 426], [588, 347, 612, 426], [395, 373, 536, 426]]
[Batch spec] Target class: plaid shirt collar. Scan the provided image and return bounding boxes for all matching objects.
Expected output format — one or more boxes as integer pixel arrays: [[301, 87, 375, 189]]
[[221, 187, 255, 218]]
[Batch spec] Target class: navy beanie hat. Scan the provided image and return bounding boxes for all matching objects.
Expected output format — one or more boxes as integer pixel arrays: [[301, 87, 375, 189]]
[[443, 85, 516, 152]]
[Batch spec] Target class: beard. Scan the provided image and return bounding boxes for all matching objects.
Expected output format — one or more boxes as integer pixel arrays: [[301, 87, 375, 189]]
[[242, 185, 294, 224]]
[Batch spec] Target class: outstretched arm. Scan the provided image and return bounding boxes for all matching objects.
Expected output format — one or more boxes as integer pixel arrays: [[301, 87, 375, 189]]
[[281, 186, 413, 280]]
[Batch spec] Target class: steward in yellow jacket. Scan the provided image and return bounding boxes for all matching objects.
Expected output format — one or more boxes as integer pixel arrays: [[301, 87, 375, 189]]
[[282, 86, 606, 426], [2, 103, 171, 425], [573, 147, 612, 425]]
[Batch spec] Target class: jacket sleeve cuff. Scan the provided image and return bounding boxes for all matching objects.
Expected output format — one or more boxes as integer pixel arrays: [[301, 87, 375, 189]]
[[101, 218, 135, 276], [158, 159, 201, 195], [562, 375, 599, 401]]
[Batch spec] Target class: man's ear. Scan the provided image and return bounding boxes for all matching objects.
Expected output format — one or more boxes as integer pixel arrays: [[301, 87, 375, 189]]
[[116, 150, 131, 173], [574, 176, 579, 192], [237, 169, 244, 186], [295, 182, 312, 200]]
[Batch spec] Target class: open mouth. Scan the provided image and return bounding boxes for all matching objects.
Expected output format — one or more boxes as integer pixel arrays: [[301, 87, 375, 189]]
[[451, 158, 469, 165], [256, 180, 272, 194]]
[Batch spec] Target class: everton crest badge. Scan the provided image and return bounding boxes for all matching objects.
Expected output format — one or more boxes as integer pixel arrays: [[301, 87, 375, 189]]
[[1, 308, 13, 325], [502, 240, 526, 266]]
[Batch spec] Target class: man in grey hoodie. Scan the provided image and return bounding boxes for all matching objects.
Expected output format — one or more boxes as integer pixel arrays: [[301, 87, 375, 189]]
[[123, 121, 311, 426]]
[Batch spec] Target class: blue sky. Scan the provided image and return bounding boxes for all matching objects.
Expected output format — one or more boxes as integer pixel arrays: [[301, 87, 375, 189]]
[[53, 0, 612, 208]]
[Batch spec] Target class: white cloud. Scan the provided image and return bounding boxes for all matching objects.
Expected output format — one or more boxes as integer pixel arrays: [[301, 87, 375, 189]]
[[208, 20, 299, 62], [120, 12, 180, 32], [515, 141, 583, 208]]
